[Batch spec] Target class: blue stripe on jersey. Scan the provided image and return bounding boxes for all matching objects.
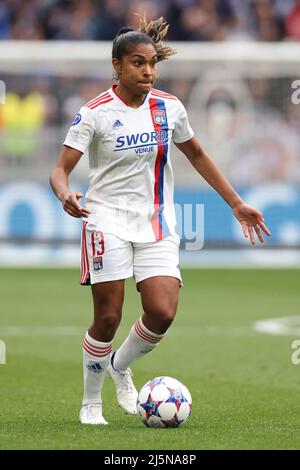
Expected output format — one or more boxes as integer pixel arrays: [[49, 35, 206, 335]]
[[156, 98, 170, 238]]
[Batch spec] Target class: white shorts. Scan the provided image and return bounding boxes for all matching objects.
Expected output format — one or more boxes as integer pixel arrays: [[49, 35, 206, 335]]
[[80, 221, 182, 287]]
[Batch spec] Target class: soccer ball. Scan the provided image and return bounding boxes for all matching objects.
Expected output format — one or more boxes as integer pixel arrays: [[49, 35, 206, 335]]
[[137, 376, 192, 428]]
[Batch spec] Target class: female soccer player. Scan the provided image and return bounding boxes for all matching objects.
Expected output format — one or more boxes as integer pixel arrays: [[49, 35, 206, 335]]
[[50, 16, 271, 425]]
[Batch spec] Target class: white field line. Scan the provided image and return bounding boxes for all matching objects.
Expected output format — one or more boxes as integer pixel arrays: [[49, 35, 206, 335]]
[[254, 316, 300, 336], [0, 326, 84, 336], [1, 318, 299, 337], [0, 325, 253, 337]]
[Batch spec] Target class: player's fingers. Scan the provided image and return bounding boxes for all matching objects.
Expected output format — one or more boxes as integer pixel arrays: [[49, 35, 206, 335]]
[[79, 208, 91, 216], [70, 194, 91, 214], [80, 206, 91, 215], [64, 201, 83, 217], [69, 195, 83, 211], [65, 201, 90, 218], [64, 206, 81, 218], [254, 224, 264, 243], [248, 225, 255, 245], [258, 220, 271, 236], [241, 222, 248, 239], [65, 207, 81, 218], [73, 203, 90, 215]]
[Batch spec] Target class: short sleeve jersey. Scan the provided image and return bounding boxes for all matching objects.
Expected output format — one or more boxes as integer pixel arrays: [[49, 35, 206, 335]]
[[64, 85, 194, 242]]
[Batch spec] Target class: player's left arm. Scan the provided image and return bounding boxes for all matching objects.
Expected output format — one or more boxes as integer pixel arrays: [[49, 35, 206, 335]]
[[175, 136, 271, 245]]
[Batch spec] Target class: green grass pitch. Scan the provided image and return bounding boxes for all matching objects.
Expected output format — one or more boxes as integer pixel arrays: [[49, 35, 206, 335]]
[[0, 268, 300, 450]]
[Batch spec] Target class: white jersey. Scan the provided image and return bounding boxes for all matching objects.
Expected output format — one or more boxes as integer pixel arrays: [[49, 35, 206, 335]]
[[64, 85, 194, 242]]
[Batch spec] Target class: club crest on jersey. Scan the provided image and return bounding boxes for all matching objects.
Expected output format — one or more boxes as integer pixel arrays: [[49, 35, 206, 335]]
[[152, 109, 166, 125], [71, 113, 82, 126], [93, 256, 103, 271]]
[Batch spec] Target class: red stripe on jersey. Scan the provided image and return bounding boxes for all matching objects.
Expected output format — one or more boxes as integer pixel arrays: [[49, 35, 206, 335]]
[[88, 97, 114, 109], [135, 321, 160, 344], [86, 96, 113, 109], [151, 89, 177, 100], [149, 97, 166, 240], [151, 93, 177, 101], [85, 92, 111, 107], [86, 94, 111, 108], [152, 88, 176, 97], [80, 222, 89, 285], [111, 84, 128, 105]]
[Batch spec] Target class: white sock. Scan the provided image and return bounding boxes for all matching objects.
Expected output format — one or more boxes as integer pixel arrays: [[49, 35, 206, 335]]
[[82, 331, 112, 406], [113, 316, 165, 372]]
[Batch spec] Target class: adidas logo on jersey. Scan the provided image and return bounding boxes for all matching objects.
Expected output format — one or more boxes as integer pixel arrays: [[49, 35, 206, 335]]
[[113, 119, 123, 128]]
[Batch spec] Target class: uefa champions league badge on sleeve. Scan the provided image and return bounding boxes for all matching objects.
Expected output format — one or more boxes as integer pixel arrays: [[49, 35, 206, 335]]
[[93, 256, 103, 271], [71, 113, 82, 126]]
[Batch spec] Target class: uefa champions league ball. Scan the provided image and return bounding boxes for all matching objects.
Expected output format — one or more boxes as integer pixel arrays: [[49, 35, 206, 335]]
[[137, 376, 192, 428]]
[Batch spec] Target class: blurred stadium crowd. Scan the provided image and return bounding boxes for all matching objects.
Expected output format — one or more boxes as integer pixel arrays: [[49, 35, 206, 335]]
[[1, 70, 300, 187], [0, 0, 300, 187], [0, 0, 300, 42], [0, 0, 300, 253]]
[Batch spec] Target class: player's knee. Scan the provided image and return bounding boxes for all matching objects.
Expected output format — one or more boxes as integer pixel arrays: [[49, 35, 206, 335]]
[[94, 307, 122, 336], [161, 310, 176, 330], [147, 305, 176, 331], [103, 309, 122, 330]]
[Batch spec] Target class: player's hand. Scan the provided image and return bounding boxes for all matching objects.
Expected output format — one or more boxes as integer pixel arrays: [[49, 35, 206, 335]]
[[232, 201, 271, 245], [60, 191, 91, 218]]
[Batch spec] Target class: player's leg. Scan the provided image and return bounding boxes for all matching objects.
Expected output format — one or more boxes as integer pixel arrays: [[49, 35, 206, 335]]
[[80, 223, 133, 424], [105, 276, 140, 414], [89, 280, 125, 341], [80, 280, 125, 425], [112, 276, 179, 372], [139, 276, 179, 333], [108, 236, 181, 414]]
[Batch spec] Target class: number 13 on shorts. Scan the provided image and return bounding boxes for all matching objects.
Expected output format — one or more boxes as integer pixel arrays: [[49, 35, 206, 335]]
[[81, 222, 106, 284], [91, 230, 105, 271], [91, 231, 105, 257]]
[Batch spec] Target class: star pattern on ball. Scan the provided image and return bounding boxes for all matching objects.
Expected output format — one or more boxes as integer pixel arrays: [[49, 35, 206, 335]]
[[140, 392, 163, 419], [166, 388, 188, 411], [149, 377, 165, 391], [138, 377, 192, 428], [162, 415, 182, 428]]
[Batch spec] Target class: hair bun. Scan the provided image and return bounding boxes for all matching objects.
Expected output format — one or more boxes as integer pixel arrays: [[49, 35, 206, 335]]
[[117, 27, 134, 36]]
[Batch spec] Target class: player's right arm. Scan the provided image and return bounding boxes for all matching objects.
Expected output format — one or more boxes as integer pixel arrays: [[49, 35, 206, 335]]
[[50, 145, 91, 218], [50, 106, 95, 218]]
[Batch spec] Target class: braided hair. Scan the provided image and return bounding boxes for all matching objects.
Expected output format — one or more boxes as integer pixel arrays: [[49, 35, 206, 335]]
[[112, 15, 176, 63]]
